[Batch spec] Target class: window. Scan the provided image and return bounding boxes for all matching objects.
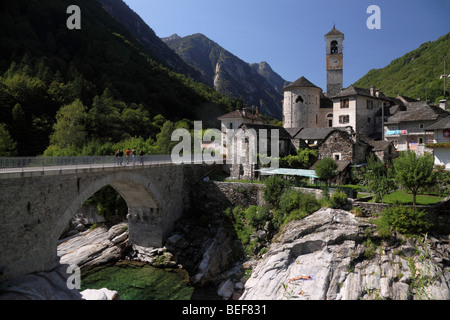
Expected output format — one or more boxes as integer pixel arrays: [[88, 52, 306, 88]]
[[367, 117, 371, 123], [333, 153, 341, 161], [366, 100, 373, 110], [339, 115, 350, 124], [330, 41, 338, 54], [229, 123, 233, 130], [419, 123, 424, 129], [340, 99, 349, 109]]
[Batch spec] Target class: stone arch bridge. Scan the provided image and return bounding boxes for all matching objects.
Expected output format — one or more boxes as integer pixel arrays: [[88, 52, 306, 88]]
[[0, 156, 217, 282]]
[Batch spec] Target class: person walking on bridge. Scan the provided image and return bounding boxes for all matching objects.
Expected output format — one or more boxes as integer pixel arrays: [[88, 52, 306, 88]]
[[126, 148, 131, 165], [119, 149, 124, 165], [132, 147, 137, 165]]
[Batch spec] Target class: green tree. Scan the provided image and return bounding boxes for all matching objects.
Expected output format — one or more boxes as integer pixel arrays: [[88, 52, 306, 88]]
[[263, 175, 289, 209], [364, 154, 394, 203], [87, 88, 125, 142], [0, 123, 17, 156], [155, 120, 175, 154], [393, 151, 436, 207], [49, 99, 87, 149], [314, 158, 338, 186]]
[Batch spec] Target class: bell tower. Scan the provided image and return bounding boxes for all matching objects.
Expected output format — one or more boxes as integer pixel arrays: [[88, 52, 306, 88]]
[[325, 25, 344, 97]]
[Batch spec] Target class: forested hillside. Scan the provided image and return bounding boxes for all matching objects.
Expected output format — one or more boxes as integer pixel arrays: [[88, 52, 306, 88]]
[[354, 33, 449, 103], [0, 0, 241, 156]]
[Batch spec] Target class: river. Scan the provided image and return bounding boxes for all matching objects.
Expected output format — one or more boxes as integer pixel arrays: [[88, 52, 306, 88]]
[[81, 260, 220, 300]]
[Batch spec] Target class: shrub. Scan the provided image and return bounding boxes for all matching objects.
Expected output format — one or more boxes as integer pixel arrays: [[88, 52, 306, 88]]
[[283, 209, 310, 225], [379, 205, 432, 236], [245, 206, 270, 229], [329, 191, 348, 209], [279, 189, 304, 214], [263, 175, 289, 209], [275, 189, 321, 227]]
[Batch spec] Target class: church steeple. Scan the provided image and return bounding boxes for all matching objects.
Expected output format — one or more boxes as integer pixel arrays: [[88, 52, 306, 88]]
[[325, 26, 344, 97]]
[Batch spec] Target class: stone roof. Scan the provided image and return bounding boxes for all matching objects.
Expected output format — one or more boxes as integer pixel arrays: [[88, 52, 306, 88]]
[[368, 140, 391, 152], [325, 26, 344, 38], [282, 76, 320, 92], [425, 115, 450, 130], [293, 127, 347, 141], [312, 160, 351, 172], [218, 109, 263, 122], [284, 127, 303, 138], [385, 102, 449, 124], [239, 123, 292, 139], [330, 86, 391, 101]]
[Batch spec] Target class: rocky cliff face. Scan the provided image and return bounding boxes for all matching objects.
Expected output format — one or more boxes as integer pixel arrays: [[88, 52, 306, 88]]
[[162, 33, 287, 119], [241, 208, 450, 300]]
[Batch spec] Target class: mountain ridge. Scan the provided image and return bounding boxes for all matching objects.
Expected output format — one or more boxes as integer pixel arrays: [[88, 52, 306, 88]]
[[96, 0, 203, 82], [163, 33, 288, 119]]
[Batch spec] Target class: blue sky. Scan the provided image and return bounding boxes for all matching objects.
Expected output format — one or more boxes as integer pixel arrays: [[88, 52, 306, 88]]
[[123, 0, 449, 91]]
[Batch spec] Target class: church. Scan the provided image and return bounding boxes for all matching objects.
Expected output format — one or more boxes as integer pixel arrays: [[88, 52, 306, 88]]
[[282, 25, 390, 139]]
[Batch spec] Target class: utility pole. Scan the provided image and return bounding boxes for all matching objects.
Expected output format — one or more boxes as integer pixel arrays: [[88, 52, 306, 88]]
[[444, 58, 447, 98]]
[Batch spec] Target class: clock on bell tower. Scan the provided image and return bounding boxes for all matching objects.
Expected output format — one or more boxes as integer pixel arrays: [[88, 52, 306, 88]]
[[325, 25, 344, 97]]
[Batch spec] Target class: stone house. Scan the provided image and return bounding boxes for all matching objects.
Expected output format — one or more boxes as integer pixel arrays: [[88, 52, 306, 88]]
[[384, 101, 449, 156], [227, 123, 292, 180], [365, 139, 397, 164], [315, 129, 372, 165], [218, 108, 264, 157]]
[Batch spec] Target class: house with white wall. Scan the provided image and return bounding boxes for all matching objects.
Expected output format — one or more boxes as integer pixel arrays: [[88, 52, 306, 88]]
[[384, 101, 449, 156], [425, 116, 450, 170], [330, 86, 391, 138]]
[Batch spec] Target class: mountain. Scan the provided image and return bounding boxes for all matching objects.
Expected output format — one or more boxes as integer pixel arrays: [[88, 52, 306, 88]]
[[353, 33, 450, 103], [0, 0, 239, 155], [162, 33, 289, 119], [96, 0, 203, 82]]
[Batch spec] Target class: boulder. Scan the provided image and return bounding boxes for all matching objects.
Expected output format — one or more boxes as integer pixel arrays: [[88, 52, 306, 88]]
[[240, 208, 450, 300], [217, 279, 235, 300], [81, 288, 119, 300]]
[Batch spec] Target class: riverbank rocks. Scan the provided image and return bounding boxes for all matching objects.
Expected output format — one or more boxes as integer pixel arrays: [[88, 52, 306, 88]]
[[240, 208, 450, 300], [0, 264, 83, 300], [0, 222, 130, 300], [58, 222, 129, 269]]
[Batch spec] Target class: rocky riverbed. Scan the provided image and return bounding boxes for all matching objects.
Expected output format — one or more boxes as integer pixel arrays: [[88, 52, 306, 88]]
[[2, 206, 450, 300]]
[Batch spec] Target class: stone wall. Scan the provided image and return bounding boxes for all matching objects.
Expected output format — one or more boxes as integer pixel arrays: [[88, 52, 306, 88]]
[[191, 181, 265, 212]]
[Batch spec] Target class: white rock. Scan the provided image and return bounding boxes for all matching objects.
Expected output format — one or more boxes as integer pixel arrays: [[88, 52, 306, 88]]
[[81, 288, 118, 300], [217, 279, 235, 300], [111, 231, 128, 244]]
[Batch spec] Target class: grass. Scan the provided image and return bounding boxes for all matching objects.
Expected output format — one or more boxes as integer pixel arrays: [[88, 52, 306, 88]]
[[382, 190, 445, 205]]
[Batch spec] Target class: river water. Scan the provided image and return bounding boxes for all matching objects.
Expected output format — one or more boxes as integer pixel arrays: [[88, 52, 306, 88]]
[[81, 260, 195, 300]]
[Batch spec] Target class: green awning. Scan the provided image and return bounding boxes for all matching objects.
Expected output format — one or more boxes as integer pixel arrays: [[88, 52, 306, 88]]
[[256, 168, 318, 178]]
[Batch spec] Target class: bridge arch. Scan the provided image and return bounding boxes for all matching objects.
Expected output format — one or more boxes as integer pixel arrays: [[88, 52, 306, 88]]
[[55, 171, 163, 249]]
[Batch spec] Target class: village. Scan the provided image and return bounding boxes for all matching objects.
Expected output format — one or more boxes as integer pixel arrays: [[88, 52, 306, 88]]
[[213, 26, 449, 202]]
